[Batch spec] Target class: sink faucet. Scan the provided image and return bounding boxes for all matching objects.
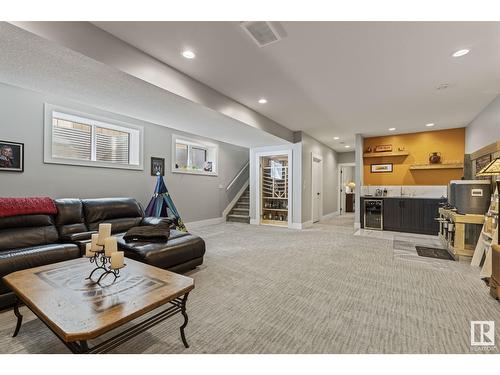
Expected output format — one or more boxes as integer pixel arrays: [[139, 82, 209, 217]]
[[400, 186, 404, 196]]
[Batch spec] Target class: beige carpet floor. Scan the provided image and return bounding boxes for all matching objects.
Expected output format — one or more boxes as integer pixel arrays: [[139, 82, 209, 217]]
[[1, 215, 499, 354]]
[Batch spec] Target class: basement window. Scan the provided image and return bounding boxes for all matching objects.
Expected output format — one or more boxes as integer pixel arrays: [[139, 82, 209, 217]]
[[44, 104, 143, 170], [172, 135, 218, 176]]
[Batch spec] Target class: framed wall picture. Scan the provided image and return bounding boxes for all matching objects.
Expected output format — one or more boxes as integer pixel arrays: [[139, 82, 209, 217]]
[[150, 157, 165, 176], [0, 140, 24, 172], [374, 144, 392, 152], [371, 163, 393, 173]]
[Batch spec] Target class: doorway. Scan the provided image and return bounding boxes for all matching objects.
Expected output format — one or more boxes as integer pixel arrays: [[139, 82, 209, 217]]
[[311, 154, 323, 223], [259, 154, 289, 227], [338, 163, 355, 215]]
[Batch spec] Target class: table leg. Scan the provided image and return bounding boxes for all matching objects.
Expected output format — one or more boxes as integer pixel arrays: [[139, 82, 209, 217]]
[[179, 292, 190, 348], [12, 297, 23, 337], [79, 341, 89, 353]]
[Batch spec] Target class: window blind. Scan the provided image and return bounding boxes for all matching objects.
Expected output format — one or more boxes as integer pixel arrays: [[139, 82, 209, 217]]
[[52, 118, 92, 160], [95, 127, 130, 164]]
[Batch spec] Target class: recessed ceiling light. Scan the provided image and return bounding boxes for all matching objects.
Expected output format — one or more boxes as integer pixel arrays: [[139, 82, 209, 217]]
[[258, 98, 267, 104], [426, 123, 435, 127], [388, 127, 396, 131], [333, 136, 340, 140], [452, 49, 470, 57], [345, 145, 351, 148], [182, 50, 196, 59]]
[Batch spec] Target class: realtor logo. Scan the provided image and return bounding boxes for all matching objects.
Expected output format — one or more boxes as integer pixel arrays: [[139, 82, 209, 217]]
[[470, 321, 495, 346]]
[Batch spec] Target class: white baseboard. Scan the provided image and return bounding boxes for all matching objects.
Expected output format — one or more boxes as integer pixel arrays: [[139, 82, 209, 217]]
[[289, 222, 312, 230], [222, 180, 249, 218], [185, 216, 225, 229], [303, 220, 313, 228], [294, 220, 313, 229], [321, 211, 340, 221]]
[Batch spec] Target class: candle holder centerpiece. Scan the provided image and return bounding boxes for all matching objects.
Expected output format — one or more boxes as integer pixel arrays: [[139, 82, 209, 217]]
[[85, 223, 126, 285]]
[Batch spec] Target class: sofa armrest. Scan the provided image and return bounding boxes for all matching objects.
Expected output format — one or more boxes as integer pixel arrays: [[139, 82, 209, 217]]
[[141, 217, 175, 228], [63, 231, 98, 242]]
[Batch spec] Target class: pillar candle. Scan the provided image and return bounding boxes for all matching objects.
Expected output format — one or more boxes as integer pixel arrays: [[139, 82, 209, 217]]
[[110, 251, 124, 269], [85, 243, 93, 258], [97, 223, 112, 245], [104, 236, 118, 257], [90, 233, 101, 251]]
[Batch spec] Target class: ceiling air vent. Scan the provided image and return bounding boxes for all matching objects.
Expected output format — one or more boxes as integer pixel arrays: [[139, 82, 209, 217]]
[[241, 21, 285, 47]]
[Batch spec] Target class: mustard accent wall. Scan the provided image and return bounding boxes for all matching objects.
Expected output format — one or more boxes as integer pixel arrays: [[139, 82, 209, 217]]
[[363, 128, 465, 186]]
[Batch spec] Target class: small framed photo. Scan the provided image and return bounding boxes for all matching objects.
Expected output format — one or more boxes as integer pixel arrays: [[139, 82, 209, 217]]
[[203, 161, 213, 173], [0, 140, 24, 172], [374, 144, 392, 152], [371, 163, 393, 173], [151, 157, 165, 176]]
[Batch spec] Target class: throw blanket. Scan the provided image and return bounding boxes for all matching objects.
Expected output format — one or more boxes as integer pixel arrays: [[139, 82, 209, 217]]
[[0, 197, 57, 218], [123, 219, 172, 243]]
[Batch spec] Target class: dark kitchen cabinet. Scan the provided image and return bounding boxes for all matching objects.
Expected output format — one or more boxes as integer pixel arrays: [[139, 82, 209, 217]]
[[422, 199, 443, 234], [400, 199, 423, 232], [378, 197, 444, 235], [382, 198, 400, 231]]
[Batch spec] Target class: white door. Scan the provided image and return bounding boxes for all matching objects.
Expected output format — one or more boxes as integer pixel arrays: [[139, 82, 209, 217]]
[[340, 166, 347, 214], [312, 157, 322, 222]]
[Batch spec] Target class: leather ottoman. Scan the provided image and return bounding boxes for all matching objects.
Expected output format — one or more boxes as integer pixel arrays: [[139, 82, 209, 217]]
[[116, 230, 206, 273]]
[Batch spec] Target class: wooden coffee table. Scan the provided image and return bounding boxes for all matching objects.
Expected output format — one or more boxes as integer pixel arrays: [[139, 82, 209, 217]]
[[2, 257, 194, 354]]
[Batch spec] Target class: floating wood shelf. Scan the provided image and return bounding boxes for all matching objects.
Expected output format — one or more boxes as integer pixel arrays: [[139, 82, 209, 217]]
[[409, 163, 464, 170], [363, 151, 409, 158]]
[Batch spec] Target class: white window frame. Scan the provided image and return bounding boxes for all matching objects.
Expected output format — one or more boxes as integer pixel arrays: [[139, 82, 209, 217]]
[[172, 134, 218, 176], [44, 103, 144, 170]]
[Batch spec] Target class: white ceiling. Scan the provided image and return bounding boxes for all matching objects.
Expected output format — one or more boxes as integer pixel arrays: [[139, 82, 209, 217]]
[[0, 22, 286, 149], [93, 21, 500, 152]]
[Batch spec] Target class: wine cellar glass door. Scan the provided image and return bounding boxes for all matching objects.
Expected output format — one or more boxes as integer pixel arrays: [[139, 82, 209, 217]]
[[260, 155, 289, 227]]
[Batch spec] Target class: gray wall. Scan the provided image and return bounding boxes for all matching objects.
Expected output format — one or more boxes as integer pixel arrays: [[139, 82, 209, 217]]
[[466, 94, 500, 154], [300, 132, 339, 223], [0, 82, 248, 222], [338, 151, 355, 164]]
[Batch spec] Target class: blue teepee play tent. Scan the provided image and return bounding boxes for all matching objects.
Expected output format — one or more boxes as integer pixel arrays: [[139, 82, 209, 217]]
[[145, 173, 187, 232]]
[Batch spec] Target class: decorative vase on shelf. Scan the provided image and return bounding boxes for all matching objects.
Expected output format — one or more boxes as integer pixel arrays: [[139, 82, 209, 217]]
[[365, 146, 372, 153], [429, 152, 441, 164]]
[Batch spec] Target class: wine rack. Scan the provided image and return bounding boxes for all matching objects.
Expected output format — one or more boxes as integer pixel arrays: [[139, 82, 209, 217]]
[[260, 158, 289, 227]]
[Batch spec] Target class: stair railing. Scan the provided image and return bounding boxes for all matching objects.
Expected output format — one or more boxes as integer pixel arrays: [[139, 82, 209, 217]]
[[226, 161, 249, 192]]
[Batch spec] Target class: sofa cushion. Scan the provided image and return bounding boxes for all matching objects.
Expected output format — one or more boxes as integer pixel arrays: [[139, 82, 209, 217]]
[[82, 198, 144, 233], [90, 217, 144, 233], [116, 230, 206, 270], [0, 214, 54, 229], [82, 198, 143, 222], [0, 215, 59, 251], [0, 243, 80, 295], [54, 198, 88, 240]]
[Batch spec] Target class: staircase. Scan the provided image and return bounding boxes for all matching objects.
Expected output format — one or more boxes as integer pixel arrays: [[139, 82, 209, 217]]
[[227, 187, 250, 223]]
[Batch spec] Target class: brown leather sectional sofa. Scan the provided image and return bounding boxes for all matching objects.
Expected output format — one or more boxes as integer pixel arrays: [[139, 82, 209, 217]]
[[0, 197, 205, 309]]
